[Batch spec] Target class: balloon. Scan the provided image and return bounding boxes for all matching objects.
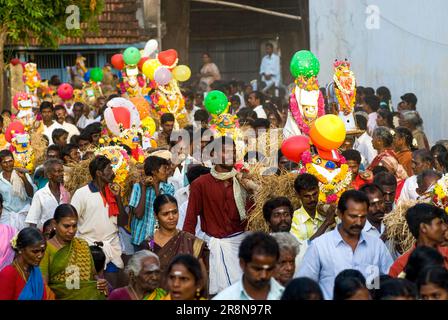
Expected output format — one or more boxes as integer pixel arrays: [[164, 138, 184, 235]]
[[90, 67, 103, 82], [84, 70, 91, 82], [112, 107, 131, 129], [142, 59, 161, 80], [142, 39, 158, 57], [290, 50, 320, 79], [157, 49, 178, 67], [154, 66, 172, 86], [204, 90, 228, 115], [123, 47, 141, 65], [10, 58, 21, 66], [57, 83, 74, 100], [5, 121, 25, 142], [137, 57, 150, 71], [141, 117, 157, 136], [281, 136, 310, 163], [310, 114, 346, 151], [130, 96, 150, 120], [111, 54, 125, 70], [172, 65, 191, 82]]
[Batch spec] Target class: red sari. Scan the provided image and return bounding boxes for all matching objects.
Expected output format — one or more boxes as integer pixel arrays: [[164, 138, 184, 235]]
[[0, 265, 54, 300]]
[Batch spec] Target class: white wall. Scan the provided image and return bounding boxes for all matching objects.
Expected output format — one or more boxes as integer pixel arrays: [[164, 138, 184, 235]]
[[309, 0, 448, 144]]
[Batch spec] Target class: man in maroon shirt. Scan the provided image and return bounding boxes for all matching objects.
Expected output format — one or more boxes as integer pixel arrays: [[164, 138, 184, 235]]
[[183, 136, 248, 295]]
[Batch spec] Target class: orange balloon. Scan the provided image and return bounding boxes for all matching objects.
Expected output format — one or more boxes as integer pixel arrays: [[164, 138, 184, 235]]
[[310, 115, 346, 150], [130, 96, 150, 120]]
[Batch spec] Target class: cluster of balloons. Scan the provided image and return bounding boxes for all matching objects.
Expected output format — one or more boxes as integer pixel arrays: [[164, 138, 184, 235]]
[[83, 67, 104, 83], [204, 90, 229, 115], [110, 40, 192, 86], [289, 50, 320, 79]]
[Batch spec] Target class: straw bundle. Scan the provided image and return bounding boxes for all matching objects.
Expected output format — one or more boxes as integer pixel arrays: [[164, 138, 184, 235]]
[[64, 160, 91, 196], [30, 128, 48, 169]]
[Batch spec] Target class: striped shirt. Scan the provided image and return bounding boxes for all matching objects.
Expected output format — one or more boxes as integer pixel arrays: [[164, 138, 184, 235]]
[[129, 182, 175, 245]]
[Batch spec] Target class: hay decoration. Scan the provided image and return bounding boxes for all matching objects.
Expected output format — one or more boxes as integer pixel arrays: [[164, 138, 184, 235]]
[[123, 161, 142, 204], [383, 200, 421, 254], [246, 171, 301, 232], [30, 128, 47, 169], [64, 159, 91, 196]]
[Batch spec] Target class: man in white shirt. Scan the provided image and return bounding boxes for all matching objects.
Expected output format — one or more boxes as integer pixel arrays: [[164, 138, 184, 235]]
[[248, 91, 266, 119], [259, 43, 281, 95], [26, 159, 70, 229], [359, 184, 386, 237], [399, 149, 434, 202], [364, 95, 380, 135], [73, 102, 96, 130], [184, 91, 200, 125], [213, 232, 284, 300], [354, 112, 377, 168], [44, 105, 80, 144]]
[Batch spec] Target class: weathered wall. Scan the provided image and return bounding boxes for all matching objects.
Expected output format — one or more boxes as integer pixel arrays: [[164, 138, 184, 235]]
[[310, 0, 448, 143]]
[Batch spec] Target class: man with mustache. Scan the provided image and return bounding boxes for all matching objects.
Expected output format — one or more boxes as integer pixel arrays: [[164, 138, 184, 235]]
[[359, 184, 386, 237], [213, 232, 284, 300], [297, 190, 393, 299], [263, 197, 294, 233]]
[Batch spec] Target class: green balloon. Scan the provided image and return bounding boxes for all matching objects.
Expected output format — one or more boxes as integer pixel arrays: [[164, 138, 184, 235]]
[[290, 50, 320, 79], [204, 90, 228, 115], [123, 47, 141, 65], [90, 67, 103, 82]]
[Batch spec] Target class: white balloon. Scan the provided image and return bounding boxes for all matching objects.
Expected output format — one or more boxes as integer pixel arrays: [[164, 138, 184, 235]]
[[142, 39, 158, 58]]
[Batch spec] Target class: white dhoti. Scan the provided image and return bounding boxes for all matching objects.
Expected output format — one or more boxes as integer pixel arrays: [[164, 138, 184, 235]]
[[206, 232, 246, 295], [2, 204, 30, 231]]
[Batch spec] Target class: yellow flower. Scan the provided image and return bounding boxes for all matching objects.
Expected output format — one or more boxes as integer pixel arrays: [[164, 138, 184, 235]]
[[10, 234, 18, 249]]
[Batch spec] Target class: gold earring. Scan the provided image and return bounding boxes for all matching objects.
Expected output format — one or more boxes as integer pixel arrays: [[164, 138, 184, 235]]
[[195, 288, 201, 299]]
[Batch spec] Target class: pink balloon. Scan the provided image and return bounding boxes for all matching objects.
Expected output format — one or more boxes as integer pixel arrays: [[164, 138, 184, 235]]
[[57, 83, 74, 100], [154, 66, 172, 86], [281, 135, 310, 163]]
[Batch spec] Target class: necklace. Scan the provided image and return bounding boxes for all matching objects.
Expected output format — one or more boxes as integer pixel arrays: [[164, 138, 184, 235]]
[[13, 260, 30, 280], [128, 285, 141, 300]]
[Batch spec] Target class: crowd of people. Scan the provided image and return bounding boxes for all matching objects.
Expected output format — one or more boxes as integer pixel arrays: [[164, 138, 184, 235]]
[[1, 58, 448, 302]]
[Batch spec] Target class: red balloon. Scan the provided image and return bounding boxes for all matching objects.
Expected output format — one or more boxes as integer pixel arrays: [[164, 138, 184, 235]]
[[111, 54, 125, 70], [281, 135, 310, 163], [10, 58, 21, 66], [157, 49, 178, 67], [5, 121, 25, 143], [112, 107, 131, 129], [57, 83, 74, 100], [137, 57, 150, 71]]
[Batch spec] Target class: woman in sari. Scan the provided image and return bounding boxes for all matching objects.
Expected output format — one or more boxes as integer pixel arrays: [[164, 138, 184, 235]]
[[39, 204, 108, 300], [162, 254, 206, 300], [139, 194, 209, 290], [109, 250, 166, 300], [0, 227, 54, 300], [198, 53, 221, 92], [0, 194, 16, 271]]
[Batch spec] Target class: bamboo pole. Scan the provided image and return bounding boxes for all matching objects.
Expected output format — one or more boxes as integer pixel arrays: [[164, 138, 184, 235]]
[[190, 0, 302, 21]]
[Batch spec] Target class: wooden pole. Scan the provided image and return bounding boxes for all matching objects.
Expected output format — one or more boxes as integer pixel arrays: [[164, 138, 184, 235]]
[[190, 0, 302, 21]]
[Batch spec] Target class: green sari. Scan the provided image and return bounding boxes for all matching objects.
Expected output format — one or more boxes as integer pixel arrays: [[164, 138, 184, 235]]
[[42, 238, 105, 300]]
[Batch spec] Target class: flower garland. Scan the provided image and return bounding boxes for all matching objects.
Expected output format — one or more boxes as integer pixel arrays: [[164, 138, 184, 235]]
[[433, 174, 448, 214], [289, 86, 325, 136]]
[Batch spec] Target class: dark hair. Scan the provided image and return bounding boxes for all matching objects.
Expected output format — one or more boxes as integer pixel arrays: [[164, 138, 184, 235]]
[[294, 173, 319, 193], [39, 101, 53, 113], [377, 108, 394, 128], [186, 165, 210, 185], [375, 278, 417, 300], [253, 118, 270, 130], [82, 122, 102, 136], [265, 42, 274, 49], [89, 244, 106, 274], [364, 87, 375, 96], [431, 143, 447, 157], [239, 232, 279, 263], [406, 204, 445, 240], [355, 113, 368, 130], [43, 218, 55, 231], [144, 156, 169, 176], [167, 254, 203, 285], [364, 95, 380, 112], [417, 266, 448, 294], [15, 227, 45, 251], [376, 86, 391, 102], [417, 170, 442, 190], [230, 95, 241, 104], [404, 246, 444, 282], [373, 172, 397, 188], [52, 128, 68, 142], [53, 105, 66, 114], [262, 197, 293, 222], [183, 91, 194, 100], [161, 113, 175, 124], [372, 166, 389, 176], [263, 102, 282, 125], [333, 269, 367, 300], [54, 204, 78, 223], [0, 193, 3, 207], [413, 149, 433, 165], [359, 183, 383, 197], [0, 149, 13, 162], [89, 155, 111, 179], [341, 149, 361, 165], [394, 126, 414, 149], [61, 144, 78, 160], [78, 133, 92, 143], [153, 194, 178, 215], [337, 190, 370, 213], [249, 91, 265, 105], [194, 109, 209, 123], [281, 277, 323, 300], [46, 144, 61, 157]]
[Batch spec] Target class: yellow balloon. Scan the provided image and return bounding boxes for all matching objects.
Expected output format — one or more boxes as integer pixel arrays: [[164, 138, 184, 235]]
[[142, 59, 161, 80], [141, 117, 157, 136], [172, 65, 191, 82]]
